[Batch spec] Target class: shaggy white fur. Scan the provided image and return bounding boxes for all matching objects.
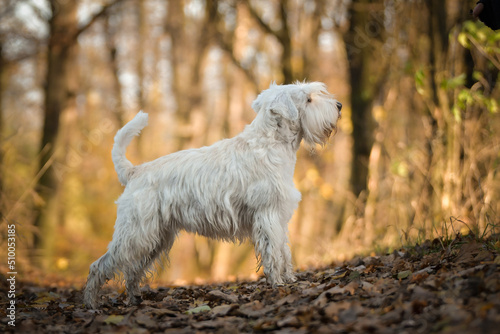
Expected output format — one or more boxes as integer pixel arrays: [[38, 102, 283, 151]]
[[83, 81, 342, 309]]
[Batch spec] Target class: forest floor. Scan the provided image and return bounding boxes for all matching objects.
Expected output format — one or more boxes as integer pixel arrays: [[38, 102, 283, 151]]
[[1, 233, 500, 333]]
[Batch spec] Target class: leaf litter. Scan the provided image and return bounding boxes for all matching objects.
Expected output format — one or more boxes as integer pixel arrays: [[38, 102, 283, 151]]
[[1, 233, 499, 333]]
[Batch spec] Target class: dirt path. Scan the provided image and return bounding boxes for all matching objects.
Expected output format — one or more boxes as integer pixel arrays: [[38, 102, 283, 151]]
[[2, 234, 500, 333]]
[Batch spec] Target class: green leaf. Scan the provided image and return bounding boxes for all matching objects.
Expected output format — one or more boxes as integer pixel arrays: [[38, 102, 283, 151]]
[[415, 69, 426, 95], [472, 71, 483, 81], [486, 99, 498, 113], [186, 304, 211, 315], [458, 32, 469, 48], [103, 315, 124, 325], [452, 106, 462, 122], [348, 270, 361, 282], [441, 73, 466, 90], [397, 270, 412, 280]]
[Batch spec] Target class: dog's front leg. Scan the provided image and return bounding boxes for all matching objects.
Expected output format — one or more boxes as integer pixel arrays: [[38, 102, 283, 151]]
[[252, 211, 287, 286], [281, 240, 297, 283]]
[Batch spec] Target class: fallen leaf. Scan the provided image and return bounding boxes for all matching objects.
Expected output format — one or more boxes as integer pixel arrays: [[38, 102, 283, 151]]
[[359, 281, 376, 293], [276, 293, 300, 306], [103, 315, 125, 325], [455, 242, 482, 264], [352, 265, 366, 272], [410, 271, 429, 283], [329, 268, 349, 279], [478, 303, 495, 318], [135, 313, 157, 328], [313, 281, 360, 307], [301, 284, 325, 297], [237, 300, 275, 318], [475, 250, 493, 262], [276, 315, 301, 328], [344, 281, 360, 295], [33, 292, 59, 304], [191, 320, 222, 330], [455, 264, 486, 277], [147, 308, 179, 317], [397, 270, 412, 280], [338, 307, 358, 324], [206, 290, 239, 303], [211, 304, 236, 316], [186, 304, 211, 314], [323, 300, 354, 318], [348, 271, 361, 282]]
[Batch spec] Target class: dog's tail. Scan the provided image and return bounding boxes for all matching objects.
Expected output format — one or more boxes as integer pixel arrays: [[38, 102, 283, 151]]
[[112, 111, 149, 186]]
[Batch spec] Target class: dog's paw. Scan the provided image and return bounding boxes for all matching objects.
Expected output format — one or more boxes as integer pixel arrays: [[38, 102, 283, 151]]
[[129, 295, 143, 306], [283, 273, 297, 284], [83, 294, 100, 310], [84, 302, 100, 310]]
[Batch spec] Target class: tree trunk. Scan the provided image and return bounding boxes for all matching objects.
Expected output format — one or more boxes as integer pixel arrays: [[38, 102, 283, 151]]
[[105, 18, 125, 127], [343, 0, 381, 198], [277, 0, 293, 84], [0, 42, 4, 216], [32, 1, 122, 264], [33, 0, 78, 265], [166, 0, 214, 150], [136, 0, 146, 111], [302, 0, 324, 80], [244, 0, 296, 84]]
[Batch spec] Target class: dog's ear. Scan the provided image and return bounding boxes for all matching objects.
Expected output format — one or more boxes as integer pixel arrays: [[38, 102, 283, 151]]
[[268, 91, 298, 120], [251, 82, 279, 114], [251, 97, 263, 114]]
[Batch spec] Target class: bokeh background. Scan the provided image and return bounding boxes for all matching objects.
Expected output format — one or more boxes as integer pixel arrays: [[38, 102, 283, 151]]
[[1, 0, 499, 285]]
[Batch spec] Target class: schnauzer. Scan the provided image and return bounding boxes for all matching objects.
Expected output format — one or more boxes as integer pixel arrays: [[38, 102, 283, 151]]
[[83, 81, 342, 308]]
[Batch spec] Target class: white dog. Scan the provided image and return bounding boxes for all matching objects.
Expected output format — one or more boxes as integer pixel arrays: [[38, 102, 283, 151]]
[[83, 82, 341, 308]]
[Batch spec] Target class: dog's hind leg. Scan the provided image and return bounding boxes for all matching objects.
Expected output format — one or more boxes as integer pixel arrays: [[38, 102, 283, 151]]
[[124, 266, 144, 306], [123, 230, 177, 306], [83, 252, 116, 309]]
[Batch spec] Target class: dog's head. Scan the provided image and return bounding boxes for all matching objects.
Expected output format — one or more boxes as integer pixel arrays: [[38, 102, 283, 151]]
[[252, 82, 342, 147]]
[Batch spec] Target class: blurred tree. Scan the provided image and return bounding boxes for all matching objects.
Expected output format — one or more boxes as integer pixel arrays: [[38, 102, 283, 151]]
[[137, 0, 147, 112], [243, 0, 326, 83], [419, 0, 490, 227], [342, 0, 385, 199], [165, 0, 218, 150], [105, 12, 125, 127], [403, 0, 476, 230], [300, 0, 325, 80], [33, 0, 122, 266], [211, 1, 259, 88], [0, 42, 4, 215], [0, 0, 18, 219], [245, 0, 294, 83], [33, 0, 78, 264]]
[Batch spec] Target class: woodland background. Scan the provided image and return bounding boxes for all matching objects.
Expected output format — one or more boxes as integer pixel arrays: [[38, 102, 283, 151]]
[[0, 0, 499, 285]]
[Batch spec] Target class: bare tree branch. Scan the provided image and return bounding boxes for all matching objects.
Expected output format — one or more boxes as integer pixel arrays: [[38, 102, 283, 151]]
[[73, 0, 126, 41], [242, 0, 276, 37], [215, 34, 258, 90], [210, 1, 258, 90]]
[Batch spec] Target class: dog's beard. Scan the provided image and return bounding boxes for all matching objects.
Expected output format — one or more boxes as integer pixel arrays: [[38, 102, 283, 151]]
[[324, 124, 337, 139], [301, 100, 339, 147]]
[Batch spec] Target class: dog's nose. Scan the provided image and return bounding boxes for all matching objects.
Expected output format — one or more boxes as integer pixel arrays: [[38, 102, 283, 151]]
[[336, 102, 342, 118], [336, 102, 342, 111]]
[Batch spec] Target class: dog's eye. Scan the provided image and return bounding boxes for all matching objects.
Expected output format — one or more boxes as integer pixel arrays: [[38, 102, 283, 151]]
[[307, 97, 312, 103]]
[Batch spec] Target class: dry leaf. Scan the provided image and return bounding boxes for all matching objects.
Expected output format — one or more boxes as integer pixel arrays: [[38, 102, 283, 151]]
[[103, 315, 124, 325]]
